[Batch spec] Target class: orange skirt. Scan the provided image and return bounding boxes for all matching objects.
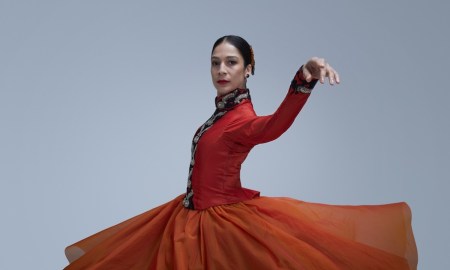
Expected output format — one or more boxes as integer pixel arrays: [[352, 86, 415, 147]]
[[64, 195, 417, 269]]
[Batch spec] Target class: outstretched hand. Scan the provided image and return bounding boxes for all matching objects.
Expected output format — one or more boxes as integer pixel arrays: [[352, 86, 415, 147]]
[[303, 57, 340, 85]]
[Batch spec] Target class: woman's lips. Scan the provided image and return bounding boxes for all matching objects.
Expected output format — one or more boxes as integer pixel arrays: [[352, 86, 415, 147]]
[[217, 80, 229, 85]]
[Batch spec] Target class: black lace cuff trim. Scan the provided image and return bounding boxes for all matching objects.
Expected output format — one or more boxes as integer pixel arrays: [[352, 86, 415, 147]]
[[290, 66, 318, 94]]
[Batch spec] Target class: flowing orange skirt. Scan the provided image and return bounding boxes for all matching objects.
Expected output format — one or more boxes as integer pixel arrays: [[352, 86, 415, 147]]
[[64, 195, 417, 269]]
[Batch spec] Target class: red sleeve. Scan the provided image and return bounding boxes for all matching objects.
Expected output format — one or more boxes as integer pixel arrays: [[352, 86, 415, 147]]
[[224, 67, 318, 147]]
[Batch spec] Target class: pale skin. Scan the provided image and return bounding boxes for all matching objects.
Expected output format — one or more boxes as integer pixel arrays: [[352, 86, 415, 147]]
[[211, 41, 340, 96]]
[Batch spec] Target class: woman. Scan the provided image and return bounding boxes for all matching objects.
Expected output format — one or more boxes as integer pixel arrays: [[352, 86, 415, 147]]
[[64, 35, 417, 269]]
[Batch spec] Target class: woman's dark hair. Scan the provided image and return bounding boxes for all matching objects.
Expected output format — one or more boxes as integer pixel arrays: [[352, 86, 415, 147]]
[[212, 35, 255, 75]]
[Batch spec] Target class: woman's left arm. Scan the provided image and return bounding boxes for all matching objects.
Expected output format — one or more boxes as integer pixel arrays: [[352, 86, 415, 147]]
[[225, 58, 339, 147]]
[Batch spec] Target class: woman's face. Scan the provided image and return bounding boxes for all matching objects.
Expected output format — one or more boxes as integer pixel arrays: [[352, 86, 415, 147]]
[[211, 42, 251, 96]]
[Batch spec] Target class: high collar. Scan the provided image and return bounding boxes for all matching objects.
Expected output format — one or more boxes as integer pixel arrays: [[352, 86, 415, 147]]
[[215, 88, 251, 111]]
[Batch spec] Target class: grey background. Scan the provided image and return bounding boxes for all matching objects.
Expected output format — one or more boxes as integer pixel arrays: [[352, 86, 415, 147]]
[[1, 1, 448, 269]]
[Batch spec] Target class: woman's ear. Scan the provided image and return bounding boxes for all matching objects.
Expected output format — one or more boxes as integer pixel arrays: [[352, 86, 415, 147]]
[[245, 64, 252, 77]]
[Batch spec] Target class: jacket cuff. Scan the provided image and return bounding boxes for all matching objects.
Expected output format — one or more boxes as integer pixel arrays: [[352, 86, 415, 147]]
[[290, 65, 318, 94]]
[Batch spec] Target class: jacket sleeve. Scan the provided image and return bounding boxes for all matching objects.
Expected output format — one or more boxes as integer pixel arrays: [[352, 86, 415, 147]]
[[224, 67, 318, 147]]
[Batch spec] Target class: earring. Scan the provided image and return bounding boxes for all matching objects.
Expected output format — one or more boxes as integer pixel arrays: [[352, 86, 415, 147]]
[[246, 74, 250, 78]]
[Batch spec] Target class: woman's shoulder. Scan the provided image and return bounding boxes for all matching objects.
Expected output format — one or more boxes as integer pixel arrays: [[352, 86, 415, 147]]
[[223, 100, 257, 130], [228, 100, 256, 119]]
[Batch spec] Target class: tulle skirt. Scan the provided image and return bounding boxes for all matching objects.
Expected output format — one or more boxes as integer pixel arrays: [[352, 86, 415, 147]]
[[64, 195, 417, 269]]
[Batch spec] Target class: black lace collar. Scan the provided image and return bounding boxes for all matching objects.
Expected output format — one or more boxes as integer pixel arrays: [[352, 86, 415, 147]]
[[215, 88, 251, 111]]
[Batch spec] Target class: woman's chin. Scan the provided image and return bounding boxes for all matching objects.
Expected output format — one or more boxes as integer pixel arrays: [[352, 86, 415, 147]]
[[215, 87, 233, 96]]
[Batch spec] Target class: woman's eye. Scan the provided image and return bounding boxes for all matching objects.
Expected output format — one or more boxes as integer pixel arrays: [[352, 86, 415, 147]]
[[228, 61, 236, 65], [211, 61, 219, 66]]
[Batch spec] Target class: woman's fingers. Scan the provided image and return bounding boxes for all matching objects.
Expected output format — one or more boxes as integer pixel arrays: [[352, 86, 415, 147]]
[[328, 66, 340, 85], [333, 69, 340, 85], [319, 62, 327, 84]]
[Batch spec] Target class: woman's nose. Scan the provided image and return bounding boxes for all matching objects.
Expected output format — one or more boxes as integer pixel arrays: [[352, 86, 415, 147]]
[[218, 63, 226, 75]]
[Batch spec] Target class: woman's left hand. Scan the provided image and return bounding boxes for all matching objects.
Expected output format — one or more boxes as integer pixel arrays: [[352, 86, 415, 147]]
[[302, 57, 340, 85]]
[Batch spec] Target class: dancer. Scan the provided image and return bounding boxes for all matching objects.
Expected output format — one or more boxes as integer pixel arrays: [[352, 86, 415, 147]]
[[65, 35, 417, 269]]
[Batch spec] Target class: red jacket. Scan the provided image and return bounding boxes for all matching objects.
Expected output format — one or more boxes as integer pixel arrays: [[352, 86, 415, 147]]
[[191, 68, 315, 210]]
